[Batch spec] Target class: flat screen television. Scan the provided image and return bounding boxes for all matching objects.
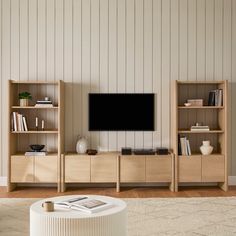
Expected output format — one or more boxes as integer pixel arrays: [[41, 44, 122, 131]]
[[89, 93, 155, 131]]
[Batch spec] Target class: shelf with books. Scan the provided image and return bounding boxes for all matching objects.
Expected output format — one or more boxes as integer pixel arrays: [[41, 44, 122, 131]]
[[172, 80, 228, 191]]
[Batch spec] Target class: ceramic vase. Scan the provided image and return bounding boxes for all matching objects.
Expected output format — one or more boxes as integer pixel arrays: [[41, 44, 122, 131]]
[[20, 99, 29, 107], [76, 136, 88, 154], [200, 140, 213, 155]]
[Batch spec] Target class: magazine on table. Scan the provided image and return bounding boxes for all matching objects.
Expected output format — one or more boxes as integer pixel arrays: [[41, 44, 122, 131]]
[[55, 197, 113, 213]]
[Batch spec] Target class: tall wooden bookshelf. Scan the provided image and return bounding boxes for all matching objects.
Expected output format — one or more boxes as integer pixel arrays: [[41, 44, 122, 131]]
[[172, 80, 228, 192], [8, 80, 64, 192]]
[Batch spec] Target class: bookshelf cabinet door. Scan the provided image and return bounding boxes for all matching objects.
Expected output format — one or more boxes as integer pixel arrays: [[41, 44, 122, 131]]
[[146, 156, 172, 182], [120, 156, 146, 182], [11, 156, 34, 182], [65, 155, 90, 183], [179, 156, 201, 182], [91, 156, 117, 182], [202, 155, 225, 182], [34, 156, 58, 182]]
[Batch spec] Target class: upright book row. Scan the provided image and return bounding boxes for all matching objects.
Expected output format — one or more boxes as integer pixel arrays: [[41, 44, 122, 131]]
[[12, 112, 28, 132]]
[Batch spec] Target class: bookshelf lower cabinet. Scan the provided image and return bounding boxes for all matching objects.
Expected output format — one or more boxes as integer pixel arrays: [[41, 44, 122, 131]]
[[34, 156, 58, 182], [11, 156, 34, 183], [65, 155, 90, 183], [120, 156, 146, 182], [146, 156, 172, 182], [179, 156, 201, 182], [91, 156, 117, 182], [202, 155, 225, 182]]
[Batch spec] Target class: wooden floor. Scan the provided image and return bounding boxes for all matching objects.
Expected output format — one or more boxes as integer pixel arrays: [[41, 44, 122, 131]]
[[1, 186, 236, 198]]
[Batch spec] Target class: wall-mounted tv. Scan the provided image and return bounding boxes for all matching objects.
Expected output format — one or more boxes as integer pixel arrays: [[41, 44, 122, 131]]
[[89, 93, 155, 131]]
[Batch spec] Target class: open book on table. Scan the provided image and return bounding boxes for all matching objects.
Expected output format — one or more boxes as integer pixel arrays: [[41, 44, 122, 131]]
[[55, 197, 113, 214]]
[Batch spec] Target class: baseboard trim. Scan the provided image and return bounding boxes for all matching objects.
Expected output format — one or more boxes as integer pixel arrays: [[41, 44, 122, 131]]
[[0, 177, 7, 186], [1, 176, 236, 187]]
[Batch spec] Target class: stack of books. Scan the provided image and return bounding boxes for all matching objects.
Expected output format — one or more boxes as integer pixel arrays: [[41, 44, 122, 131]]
[[25, 151, 47, 156], [35, 99, 53, 108], [179, 136, 191, 156], [208, 89, 223, 106], [190, 125, 210, 132], [12, 112, 28, 131]]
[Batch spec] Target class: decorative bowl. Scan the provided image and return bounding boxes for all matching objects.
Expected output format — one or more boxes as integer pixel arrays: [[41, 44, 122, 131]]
[[30, 144, 45, 152]]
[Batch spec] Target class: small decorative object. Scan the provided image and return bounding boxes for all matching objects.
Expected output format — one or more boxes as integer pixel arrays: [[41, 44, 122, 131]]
[[87, 149, 98, 155], [18, 91, 32, 107], [45, 97, 49, 101], [30, 144, 45, 152], [184, 102, 191, 107], [36, 117, 38, 130], [42, 201, 54, 212], [187, 99, 203, 106], [200, 141, 213, 155], [42, 120, 45, 130], [76, 136, 88, 154]]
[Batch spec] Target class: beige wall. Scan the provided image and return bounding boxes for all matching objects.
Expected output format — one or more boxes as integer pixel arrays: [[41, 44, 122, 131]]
[[0, 0, 236, 177]]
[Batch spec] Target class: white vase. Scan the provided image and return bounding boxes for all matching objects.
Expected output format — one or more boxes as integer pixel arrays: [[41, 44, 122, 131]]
[[76, 136, 88, 154], [200, 140, 213, 155], [20, 99, 29, 107]]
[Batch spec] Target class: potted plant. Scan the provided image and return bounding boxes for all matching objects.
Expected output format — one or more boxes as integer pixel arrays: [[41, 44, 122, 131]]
[[18, 92, 32, 107]]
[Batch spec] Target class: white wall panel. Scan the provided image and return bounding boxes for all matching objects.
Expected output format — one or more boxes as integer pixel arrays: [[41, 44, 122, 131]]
[[0, 0, 235, 176]]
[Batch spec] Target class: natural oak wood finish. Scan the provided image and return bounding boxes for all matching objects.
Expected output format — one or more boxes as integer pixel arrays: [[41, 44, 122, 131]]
[[120, 156, 146, 183], [65, 155, 91, 183], [11, 156, 34, 183], [178, 156, 202, 182]]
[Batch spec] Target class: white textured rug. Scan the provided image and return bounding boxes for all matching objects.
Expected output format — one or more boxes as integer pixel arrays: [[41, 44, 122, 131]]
[[1, 197, 236, 236]]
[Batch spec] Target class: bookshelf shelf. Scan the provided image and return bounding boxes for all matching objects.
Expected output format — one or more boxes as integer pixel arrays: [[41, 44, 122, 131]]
[[8, 80, 65, 192], [178, 130, 224, 134], [12, 106, 58, 109], [172, 80, 228, 192], [178, 106, 224, 109]]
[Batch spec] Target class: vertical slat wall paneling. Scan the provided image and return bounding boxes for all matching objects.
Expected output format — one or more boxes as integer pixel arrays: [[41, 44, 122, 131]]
[[73, 0, 82, 149], [108, 0, 117, 151], [0, 0, 2, 175], [28, 0, 37, 147], [82, 0, 91, 148], [215, 0, 223, 80], [153, 0, 162, 148], [205, 0, 214, 148], [170, 0, 179, 148], [134, 0, 144, 149], [223, 0, 232, 173], [232, 0, 236, 175], [196, 0, 206, 149], [126, 0, 135, 149], [64, 0, 73, 151], [90, 0, 99, 149], [2, 0, 10, 176], [99, 0, 108, 151], [46, 0, 55, 152], [117, 0, 126, 150], [143, 0, 153, 148], [19, 0, 28, 151], [37, 0, 46, 147], [161, 0, 170, 147]]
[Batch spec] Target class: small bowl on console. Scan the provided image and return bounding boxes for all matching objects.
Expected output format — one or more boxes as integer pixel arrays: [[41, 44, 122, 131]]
[[30, 144, 45, 152]]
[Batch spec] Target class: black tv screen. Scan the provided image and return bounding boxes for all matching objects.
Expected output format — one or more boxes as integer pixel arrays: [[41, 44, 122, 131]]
[[89, 93, 155, 131]]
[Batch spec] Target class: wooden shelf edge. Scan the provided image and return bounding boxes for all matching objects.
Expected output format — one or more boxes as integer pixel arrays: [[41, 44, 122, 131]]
[[178, 130, 224, 134], [11, 130, 58, 134], [178, 106, 224, 109], [12, 106, 58, 109]]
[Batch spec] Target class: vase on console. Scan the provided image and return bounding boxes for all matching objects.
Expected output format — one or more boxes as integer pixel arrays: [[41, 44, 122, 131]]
[[200, 140, 213, 155], [76, 136, 88, 154]]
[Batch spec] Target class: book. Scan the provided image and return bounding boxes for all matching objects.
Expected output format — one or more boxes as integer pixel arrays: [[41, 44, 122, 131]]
[[186, 140, 191, 155], [35, 104, 54, 108], [55, 197, 113, 214], [208, 89, 223, 106], [25, 151, 47, 156], [180, 137, 187, 156], [13, 112, 18, 131], [191, 125, 210, 131], [36, 100, 53, 104], [22, 117, 28, 131], [208, 91, 215, 106]]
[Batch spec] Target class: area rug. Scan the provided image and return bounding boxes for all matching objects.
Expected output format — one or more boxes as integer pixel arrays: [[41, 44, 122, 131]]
[[1, 197, 236, 236]]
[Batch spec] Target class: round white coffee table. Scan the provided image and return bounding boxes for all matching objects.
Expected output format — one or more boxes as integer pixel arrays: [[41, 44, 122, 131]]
[[30, 195, 127, 236]]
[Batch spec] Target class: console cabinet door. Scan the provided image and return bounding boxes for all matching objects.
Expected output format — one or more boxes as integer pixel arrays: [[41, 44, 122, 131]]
[[179, 156, 201, 182], [11, 156, 34, 182], [202, 155, 225, 182], [65, 155, 90, 183], [91, 156, 117, 182], [120, 156, 145, 182], [34, 156, 58, 183], [146, 156, 172, 182]]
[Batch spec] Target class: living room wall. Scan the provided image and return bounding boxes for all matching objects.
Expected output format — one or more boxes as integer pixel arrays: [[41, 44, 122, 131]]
[[0, 0, 236, 178]]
